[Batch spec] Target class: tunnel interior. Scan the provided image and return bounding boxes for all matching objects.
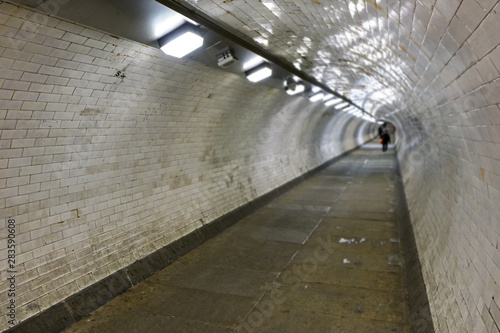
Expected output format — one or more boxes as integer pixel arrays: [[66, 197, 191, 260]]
[[1, 0, 500, 332]]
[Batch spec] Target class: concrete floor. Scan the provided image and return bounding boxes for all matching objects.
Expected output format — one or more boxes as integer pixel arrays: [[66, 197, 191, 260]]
[[63, 144, 412, 332]]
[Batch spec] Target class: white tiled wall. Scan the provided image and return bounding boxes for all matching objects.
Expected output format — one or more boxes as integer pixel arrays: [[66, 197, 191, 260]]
[[0, 2, 372, 329], [6, 0, 500, 330], [394, 1, 500, 330]]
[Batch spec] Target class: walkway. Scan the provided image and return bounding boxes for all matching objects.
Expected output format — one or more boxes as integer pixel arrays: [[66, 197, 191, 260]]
[[63, 144, 411, 332]]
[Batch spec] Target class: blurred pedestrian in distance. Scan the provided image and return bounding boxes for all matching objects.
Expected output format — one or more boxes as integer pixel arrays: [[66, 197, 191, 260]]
[[381, 129, 390, 152]]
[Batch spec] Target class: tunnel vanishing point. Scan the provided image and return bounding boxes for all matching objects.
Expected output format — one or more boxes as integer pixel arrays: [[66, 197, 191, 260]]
[[1, 0, 500, 332]]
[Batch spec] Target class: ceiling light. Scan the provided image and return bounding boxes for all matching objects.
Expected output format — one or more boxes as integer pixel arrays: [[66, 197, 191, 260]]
[[364, 115, 376, 123], [286, 83, 305, 95], [334, 102, 350, 109], [245, 62, 272, 82], [284, 76, 305, 95], [325, 99, 338, 106], [309, 92, 324, 102], [323, 93, 334, 101], [158, 23, 204, 58], [243, 56, 265, 70]]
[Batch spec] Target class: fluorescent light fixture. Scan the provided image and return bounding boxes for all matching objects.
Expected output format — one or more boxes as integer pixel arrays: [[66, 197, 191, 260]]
[[335, 102, 350, 109], [324, 98, 338, 106], [158, 23, 204, 58], [323, 94, 334, 101], [245, 62, 272, 82], [286, 83, 305, 95], [243, 56, 265, 70], [363, 115, 376, 122], [312, 86, 321, 93], [153, 16, 185, 40], [309, 92, 324, 102], [284, 76, 305, 95]]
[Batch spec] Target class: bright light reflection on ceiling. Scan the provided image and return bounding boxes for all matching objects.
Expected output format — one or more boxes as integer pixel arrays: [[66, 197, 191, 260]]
[[262, 24, 273, 34], [262, 1, 282, 18], [297, 46, 308, 55], [254, 37, 269, 46], [348, 0, 365, 17], [318, 50, 331, 64]]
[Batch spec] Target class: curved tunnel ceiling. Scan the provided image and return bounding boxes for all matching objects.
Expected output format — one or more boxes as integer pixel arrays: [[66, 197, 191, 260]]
[[11, 0, 454, 122], [14, 0, 496, 126], [156, 0, 430, 120]]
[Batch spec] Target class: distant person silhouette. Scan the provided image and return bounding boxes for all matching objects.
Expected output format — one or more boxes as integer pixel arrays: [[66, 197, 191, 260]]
[[381, 129, 390, 152]]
